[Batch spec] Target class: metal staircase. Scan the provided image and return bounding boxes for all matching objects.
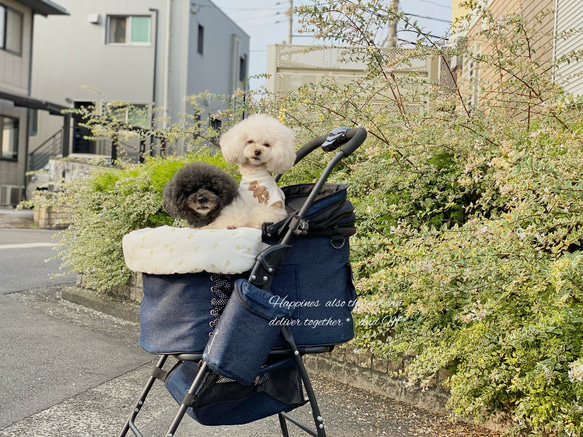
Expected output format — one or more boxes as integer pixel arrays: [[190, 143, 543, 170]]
[[27, 129, 63, 171]]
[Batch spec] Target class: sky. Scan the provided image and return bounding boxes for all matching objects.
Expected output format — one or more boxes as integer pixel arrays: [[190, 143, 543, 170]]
[[210, 0, 454, 90]]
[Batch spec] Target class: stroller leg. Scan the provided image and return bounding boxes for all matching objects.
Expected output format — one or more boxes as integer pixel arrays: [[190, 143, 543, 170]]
[[281, 327, 326, 437], [119, 355, 169, 437], [278, 412, 290, 437], [164, 361, 210, 437]]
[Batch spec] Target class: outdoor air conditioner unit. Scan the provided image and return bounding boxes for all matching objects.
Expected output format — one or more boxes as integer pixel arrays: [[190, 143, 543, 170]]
[[0, 185, 24, 206]]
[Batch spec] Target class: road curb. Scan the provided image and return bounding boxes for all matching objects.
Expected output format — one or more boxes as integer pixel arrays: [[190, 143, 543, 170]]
[[61, 286, 140, 323]]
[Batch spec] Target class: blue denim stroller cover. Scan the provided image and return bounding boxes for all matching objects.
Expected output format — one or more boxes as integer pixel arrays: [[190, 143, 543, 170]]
[[139, 272, 243, 354], [119, 130, 369, 437], [270, 235, 356, 347], [203, 279, 292, 385], [265, 183, 356, 238], [138, 182, 356, 354], [138, 234, 356, 354]]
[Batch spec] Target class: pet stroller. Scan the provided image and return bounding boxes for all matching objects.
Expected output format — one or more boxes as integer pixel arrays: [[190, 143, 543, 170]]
[[119, 126, 367, 437]]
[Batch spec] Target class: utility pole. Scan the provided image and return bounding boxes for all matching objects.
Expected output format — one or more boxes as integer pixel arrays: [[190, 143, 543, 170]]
[[288, 0, 293, 44], [387, 0, 399, 47]]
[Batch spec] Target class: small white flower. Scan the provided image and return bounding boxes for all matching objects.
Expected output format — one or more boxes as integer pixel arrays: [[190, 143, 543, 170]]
[[568, 359, 583, 383]]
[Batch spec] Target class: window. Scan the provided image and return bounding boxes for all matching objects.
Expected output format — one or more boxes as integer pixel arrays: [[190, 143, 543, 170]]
[[0, 6, 4, 49], [197, 25, 204, 55], [1, 116, 19, 161], [462, 42, 481, 108], [209, 118, 221, 131], [209, 117, 221, 142], [107, 15, 151, 45], [114, 104, 150, 129], [131, 16, 151, 43], [239, 55, 247, 82], [0, 4, 23, 55], [73, 102, 96, 154]]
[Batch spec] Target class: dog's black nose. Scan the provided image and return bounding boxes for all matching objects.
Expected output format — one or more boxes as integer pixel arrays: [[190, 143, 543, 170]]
[[254, 149, 261, 156]]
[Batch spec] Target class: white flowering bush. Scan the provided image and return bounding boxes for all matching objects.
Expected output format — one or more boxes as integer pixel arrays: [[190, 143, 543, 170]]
[[569, 359, 583, 383], [270, 1, 583, 435]]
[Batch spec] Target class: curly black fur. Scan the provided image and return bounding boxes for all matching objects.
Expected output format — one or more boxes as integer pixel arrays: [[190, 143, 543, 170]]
[[162, 162, 239, 228]]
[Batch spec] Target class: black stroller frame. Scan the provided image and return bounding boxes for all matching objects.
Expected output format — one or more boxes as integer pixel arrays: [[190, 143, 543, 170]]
[[119, 127, 367, 437]]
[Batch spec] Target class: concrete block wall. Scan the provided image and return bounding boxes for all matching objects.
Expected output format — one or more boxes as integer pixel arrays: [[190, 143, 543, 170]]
[[79, 272, 143, 304], [304, 346, 451, 415], [33, 205, 69, 229], [303, 347, 511, 433]]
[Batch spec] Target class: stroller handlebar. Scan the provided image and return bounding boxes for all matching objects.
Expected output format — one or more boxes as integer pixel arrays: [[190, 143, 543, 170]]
[[321, 127, 350, 152], [264, 126, 368, 281], [293, 126, 367, 164], [275, 127, 367, 183], [339, 127, 367, 158]]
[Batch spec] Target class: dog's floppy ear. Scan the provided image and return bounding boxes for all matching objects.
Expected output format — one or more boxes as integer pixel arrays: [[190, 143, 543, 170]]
[[219, 123, 247, 165], [162, 181, 182, 219], [265, 124, 296, 174]]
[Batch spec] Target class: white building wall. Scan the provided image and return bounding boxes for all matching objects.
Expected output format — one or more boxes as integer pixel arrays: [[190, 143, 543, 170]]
[[0, 101, 28, 189], [30, 0, 163, 156], [184, 0, 249, 117], [0, 0, 32, 94], [554, 0, 583, 96], [31, 0, 168, 104]]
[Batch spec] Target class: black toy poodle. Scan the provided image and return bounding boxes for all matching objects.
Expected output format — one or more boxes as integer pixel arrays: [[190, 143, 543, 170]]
[[162, 162, 239, 228]]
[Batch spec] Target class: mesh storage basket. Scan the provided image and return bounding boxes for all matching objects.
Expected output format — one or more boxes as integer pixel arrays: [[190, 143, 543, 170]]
[[165, 358, 306, 426]]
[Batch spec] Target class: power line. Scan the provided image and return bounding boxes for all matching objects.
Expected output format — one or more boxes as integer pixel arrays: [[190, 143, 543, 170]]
[[404, 12, 451, 24], [420, 0, 452, 9]]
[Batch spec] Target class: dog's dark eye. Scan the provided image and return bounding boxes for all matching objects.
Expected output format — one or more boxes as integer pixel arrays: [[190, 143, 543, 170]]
[[263, 143, 270, 148], [247, 140, 254, 145]]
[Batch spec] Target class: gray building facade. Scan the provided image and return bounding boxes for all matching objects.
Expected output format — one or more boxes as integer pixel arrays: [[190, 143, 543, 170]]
[[0, 0, 68, 205], [29, 0, 249, 162]]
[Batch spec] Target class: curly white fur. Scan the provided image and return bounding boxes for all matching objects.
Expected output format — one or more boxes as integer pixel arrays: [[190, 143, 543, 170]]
[[204, 114, 296, 230], [220, 114, 296, 175]]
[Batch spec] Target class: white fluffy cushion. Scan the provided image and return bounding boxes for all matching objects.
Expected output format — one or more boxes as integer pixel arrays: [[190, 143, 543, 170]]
[[122, 226, 265, 275]]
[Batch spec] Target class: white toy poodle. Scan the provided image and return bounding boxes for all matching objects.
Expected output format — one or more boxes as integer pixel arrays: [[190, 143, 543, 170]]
[[205, 114, 296, 229]]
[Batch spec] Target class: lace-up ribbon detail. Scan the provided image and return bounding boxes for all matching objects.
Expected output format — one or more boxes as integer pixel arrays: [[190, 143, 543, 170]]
[[208, 274, 233, 335]]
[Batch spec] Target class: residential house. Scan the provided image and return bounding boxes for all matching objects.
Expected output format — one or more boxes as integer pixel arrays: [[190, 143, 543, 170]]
[[0, 0, 68, 206], [29, 0, 249, 167], [450, 0, 583, 106]]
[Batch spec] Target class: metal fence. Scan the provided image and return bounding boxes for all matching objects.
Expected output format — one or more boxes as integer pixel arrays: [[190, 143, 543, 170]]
[[268, 44, 431, 94]]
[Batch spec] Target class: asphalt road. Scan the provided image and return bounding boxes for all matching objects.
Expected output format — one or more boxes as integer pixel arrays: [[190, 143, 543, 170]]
[[0, 228, 150, 434], [0, 228, 76, 294]]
